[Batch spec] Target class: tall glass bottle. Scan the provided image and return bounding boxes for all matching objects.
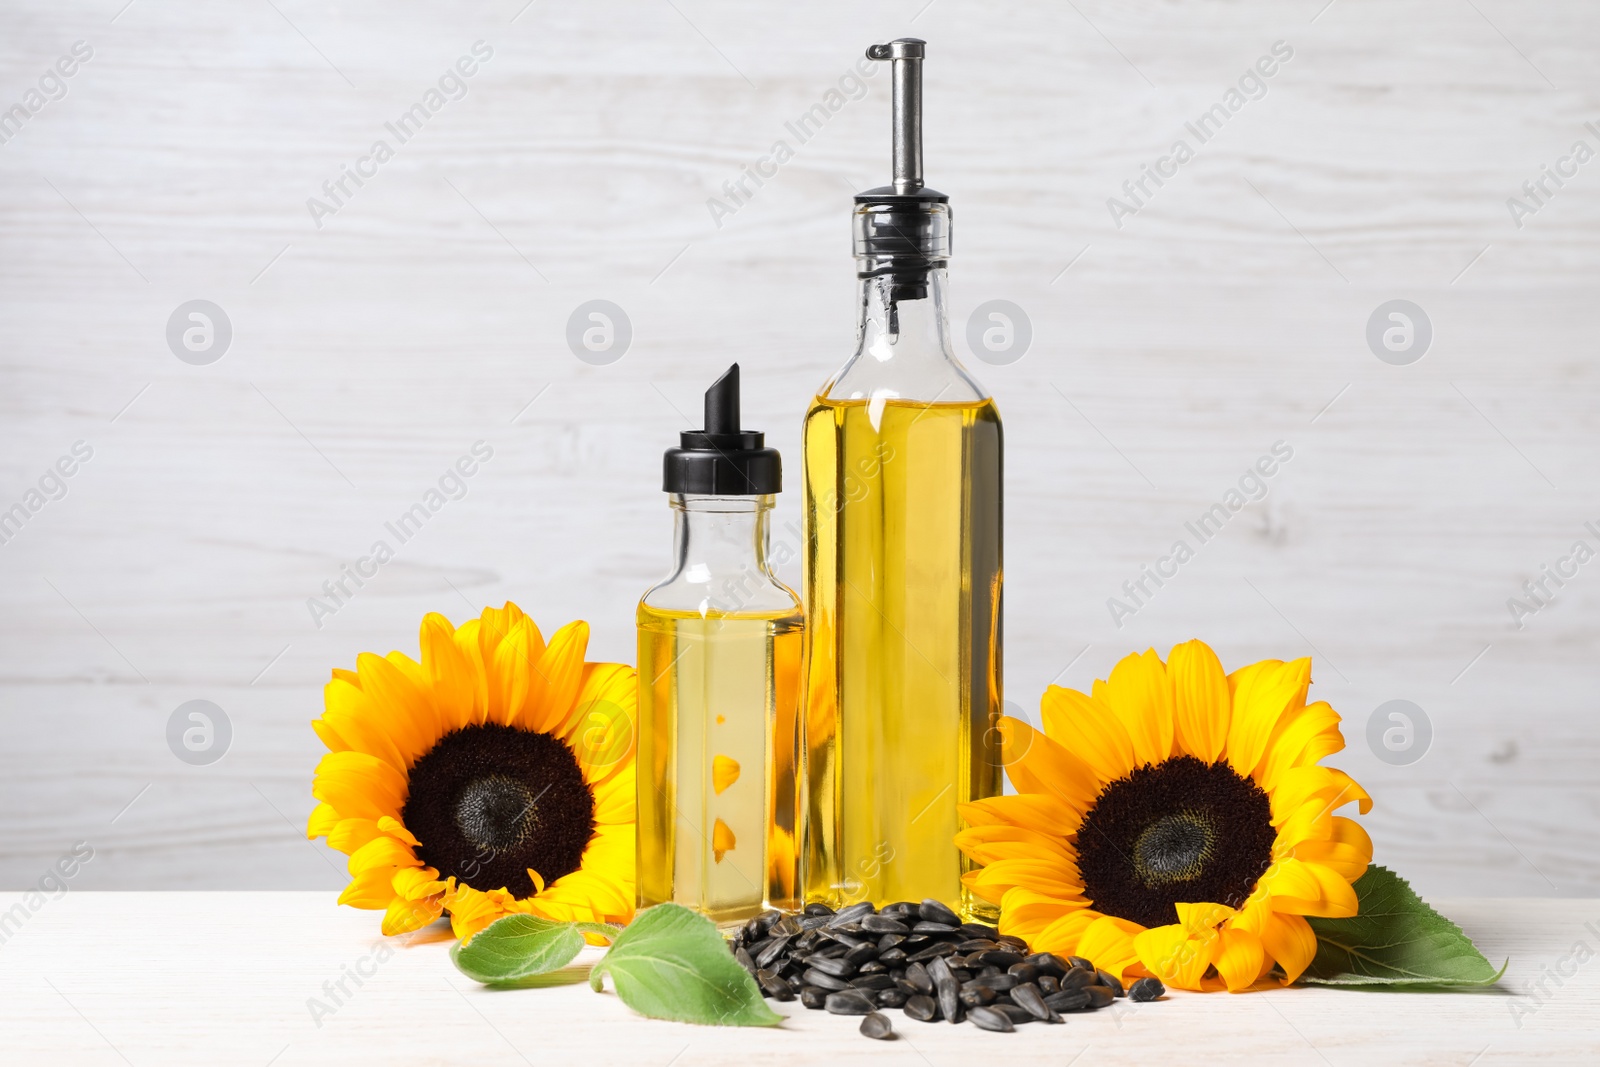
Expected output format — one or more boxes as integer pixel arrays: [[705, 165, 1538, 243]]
[[801, 39, 1002, 918], [637, 365, 804, 925]]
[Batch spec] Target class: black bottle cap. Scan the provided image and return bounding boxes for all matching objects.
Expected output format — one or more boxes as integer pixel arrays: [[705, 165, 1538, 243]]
[[662, 364, 781, 495]]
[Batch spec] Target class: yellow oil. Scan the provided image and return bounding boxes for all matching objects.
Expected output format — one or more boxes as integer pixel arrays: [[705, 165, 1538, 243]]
[[801, 395, 1002, 918], [636, 605, 804, 924]]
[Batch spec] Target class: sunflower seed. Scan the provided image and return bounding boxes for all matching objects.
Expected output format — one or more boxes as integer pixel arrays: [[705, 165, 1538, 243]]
[[825, 989, 878, 1015], [827, 902, 875, 928], [800, 986, 829, 1010], [959, 986, 998, 1007], [1067, 955, 1095, 971], [734, 946, 758, 975], [1084, 985, 1115, 1009], [754, 934, 793, 970], [757, 970, 795, 1001], [929, 956, 962, 1023], [860, 914, 910, 934], [1037, 975, 1060, 995], [808, 955, 856, 979], [967, 1005, 1015, 1032], [1010, 982, 1061, 1022], [904, 961, 934, 995], [1096, 969, 1125, 997], [906, 941, 958, 963], [844, 943, 879, 967], [1007, 962, 1040, 984], [803, 902, 835, 917], [958, 939, 1000, 953], [1026, 952, 1068, 977], [850, 974, 896, 991], [918, 899, 962, 926], [858, 959, 888, 976], [977, 949, 1024, 969], [878, 947, 908, 967], [773, 914, 805, 938], [991, 1003, 1037, 1024], [860, 1011, 895, 1040], [1129, 976, 1166, 1002], [961, 973, 1017, 993], [802, 968, 850, 991], [1058, 965, 1095, 990], [1043, 989, 1092, 1013], [911, 920, 961, 935], [903, 994, 939, 1022], [876, 987, 909, 1008], [877, 933, 907, 950], [960, 922, 1001, 940]]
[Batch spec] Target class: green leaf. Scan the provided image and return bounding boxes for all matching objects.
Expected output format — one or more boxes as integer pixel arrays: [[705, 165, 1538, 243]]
[[589, 903, 783, 1027], [451, 914, 586, 985], [1302, 865, 1506, 987]]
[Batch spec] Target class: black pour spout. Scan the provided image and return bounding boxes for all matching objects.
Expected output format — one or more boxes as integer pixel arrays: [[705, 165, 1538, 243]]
[[661, 363, 782, 495]]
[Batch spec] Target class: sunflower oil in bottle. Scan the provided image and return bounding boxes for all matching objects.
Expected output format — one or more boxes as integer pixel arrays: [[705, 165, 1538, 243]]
[[636, 365, 803, 926], [801, 40, 1003, 919]]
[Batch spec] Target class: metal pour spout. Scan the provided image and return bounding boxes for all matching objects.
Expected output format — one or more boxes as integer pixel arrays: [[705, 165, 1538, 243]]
[[866, 38, 925, 195]]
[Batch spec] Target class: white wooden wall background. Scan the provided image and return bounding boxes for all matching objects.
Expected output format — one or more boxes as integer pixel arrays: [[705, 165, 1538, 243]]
[[1, 0, 1596, 898]]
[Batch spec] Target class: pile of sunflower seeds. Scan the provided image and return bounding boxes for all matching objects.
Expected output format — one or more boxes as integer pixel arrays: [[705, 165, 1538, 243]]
[[730, 899, 1165, 1039]]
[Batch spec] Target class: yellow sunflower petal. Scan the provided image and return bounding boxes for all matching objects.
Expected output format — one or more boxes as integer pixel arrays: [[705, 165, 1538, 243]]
[[1226, 657, 1311, 781], [1257, 700, 1345, 793], [1077, 914, 1149, 983], [1260, 910, 1319, 984], [419, 612, 479, 732], [960, 793, 1078, 835], [306, 802, 341, 839], [1270, 766, 1372, 825], [1285, 816, 1372, 882], [376, 816, 422, 849], [1258, 858, 1359, 918], [1134, 921, 1210, 988], [592, 766, 636, 825], [999, 717, 1099, 816], [566, 663, 639, 783], [352, 651, 438, 765], [348, 834, 421, 875], [327, 818, 384, 856], [712, 755, 741, 795], [1213, 927, 1266, 992], [1168, 639, 1231, 762], [954, 823, 1074, 865], [525, 620, 592, 737], [1025, 906, 1102, 956], [963, 858, 1085, 902], [338, 866, 401, 909], [712, 818, 736, 862], [1099, 649, 1175, 767], [994, 886, 1089, 941], [485, 618, 536, 727], [392, 866, 446, 900], [319, 676, 408, 772], [312, 751, 407, 822], [382, 893, 443, 935], [1039, 685, 1134, 786]]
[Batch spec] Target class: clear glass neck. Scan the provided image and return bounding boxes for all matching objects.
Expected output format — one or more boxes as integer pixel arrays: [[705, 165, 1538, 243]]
[[644, 494, 796, 617], [820, 267, 989, 404]]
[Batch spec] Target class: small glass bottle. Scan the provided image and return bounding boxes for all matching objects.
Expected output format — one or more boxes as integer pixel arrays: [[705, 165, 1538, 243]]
[[637, 365, 804, 926]]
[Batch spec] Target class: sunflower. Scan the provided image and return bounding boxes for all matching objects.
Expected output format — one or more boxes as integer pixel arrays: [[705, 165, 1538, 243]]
[[306, 603, 636, 941], [956, 639, 1372, 992]]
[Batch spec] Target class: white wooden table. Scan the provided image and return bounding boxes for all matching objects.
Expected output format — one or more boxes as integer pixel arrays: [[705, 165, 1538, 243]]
[[0, 893, 1592, 1065]]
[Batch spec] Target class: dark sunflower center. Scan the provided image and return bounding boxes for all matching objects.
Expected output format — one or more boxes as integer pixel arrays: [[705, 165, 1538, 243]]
[[1075, 755, 1275, 929], [401, 722, 595, 897]]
